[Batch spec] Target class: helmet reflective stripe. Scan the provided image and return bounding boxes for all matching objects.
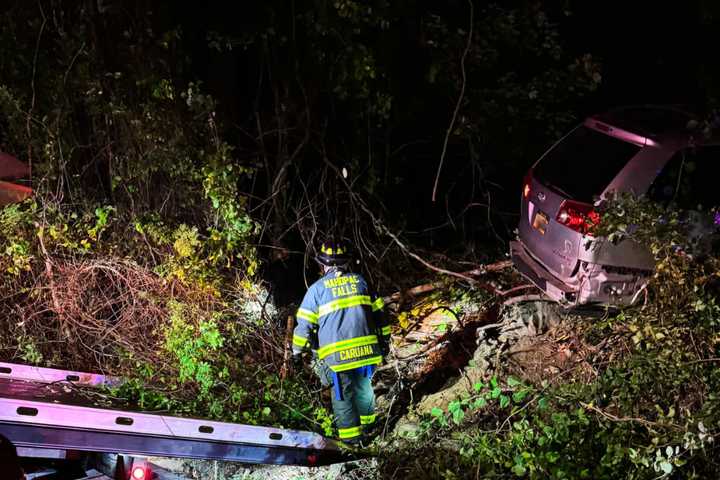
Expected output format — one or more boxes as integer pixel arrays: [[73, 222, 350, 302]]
[[321, 245, 345, 256], [318, 240, 350, 266]]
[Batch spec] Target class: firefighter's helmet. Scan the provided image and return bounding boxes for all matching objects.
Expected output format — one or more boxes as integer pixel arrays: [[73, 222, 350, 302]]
[[317, 239, 351, 267]]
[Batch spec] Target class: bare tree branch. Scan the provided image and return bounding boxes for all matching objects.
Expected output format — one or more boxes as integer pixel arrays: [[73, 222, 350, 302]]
[[432, 0, 474, 202]]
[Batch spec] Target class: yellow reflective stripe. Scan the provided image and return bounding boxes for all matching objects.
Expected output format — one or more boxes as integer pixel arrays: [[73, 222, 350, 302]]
[[372, 297, 385, 312], [318, 295, 372, 317], [330, 356, 383, 372], [297, 308, 318, 324], [292, 335, 309, 348], [338, 426, 362, 439], [381, 325, 391, 336], [360, 414, 377, 425], [318, 335, 378, 359]]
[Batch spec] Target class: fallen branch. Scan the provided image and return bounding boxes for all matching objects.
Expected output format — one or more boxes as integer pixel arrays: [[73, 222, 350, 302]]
[[280, 315, 295, 380], [497, 284, 535, 297], [463, 259, 513, 276], [381, 228, 478, 284], [580, 401, 682, 431], [37, 228, 64, 338], [311, 154, 511, 289], [383, 259, 515, 304]]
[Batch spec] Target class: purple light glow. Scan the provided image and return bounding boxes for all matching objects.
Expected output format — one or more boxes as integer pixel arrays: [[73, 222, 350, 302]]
[[714, 211, 720, 226]]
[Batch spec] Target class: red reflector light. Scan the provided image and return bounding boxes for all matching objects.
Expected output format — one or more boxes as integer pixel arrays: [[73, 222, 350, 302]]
[[307, 453, 319, 466], [131, 466, 148, 479], [556, 200, 600, 235], [522, 169, 533, 199]]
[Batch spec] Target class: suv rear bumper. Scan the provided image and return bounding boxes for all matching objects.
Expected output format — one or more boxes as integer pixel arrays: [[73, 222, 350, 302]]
[[510, 240, 577, 304], [510, 240, 649, 307]]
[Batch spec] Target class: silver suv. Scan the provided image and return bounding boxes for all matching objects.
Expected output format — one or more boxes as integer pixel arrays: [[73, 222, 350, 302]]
[[510, 106, 720, 306]]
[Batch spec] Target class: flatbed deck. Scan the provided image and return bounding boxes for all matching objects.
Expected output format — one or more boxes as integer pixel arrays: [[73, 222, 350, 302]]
[[0, 362, 347, 467]]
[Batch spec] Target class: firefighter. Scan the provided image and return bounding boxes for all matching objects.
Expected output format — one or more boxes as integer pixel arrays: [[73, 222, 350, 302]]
[[292, 239, 390, 445]]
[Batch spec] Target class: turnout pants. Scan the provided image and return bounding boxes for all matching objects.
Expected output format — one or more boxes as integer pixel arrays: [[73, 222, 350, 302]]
[[315, 361, 377, 443]]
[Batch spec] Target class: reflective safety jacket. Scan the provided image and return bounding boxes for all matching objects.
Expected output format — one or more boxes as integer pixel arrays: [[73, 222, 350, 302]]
[[292, 269, 390, 372]]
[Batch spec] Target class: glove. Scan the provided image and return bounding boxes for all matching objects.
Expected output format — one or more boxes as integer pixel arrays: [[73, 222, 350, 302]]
[[292, 353, 304, 371]]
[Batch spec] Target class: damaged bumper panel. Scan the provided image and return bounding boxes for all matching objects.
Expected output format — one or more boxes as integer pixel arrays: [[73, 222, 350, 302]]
[[575, 262, 650, 306], [510, 240, 576, 304], [510, 240, 649, 307]]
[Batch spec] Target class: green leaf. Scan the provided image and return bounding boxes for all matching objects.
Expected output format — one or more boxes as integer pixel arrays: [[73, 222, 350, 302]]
[[431, 407, 444, 418], [499, 395, 510, 408], [448, 400, 465, 424], [451, 407, 465, 425], [473, 397, 487, 409], [491, 387, 502, 399], [546, 451, 560, 463], [473, 382, 485, 392], [511, 464, 527, 476], [507, 376, 522, 387], [660, 461, 673, 474], [512, 390, 529, 403], [538, 397, 549, 410]]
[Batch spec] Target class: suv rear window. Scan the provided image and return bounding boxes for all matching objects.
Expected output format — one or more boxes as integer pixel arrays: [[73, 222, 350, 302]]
[[533, 126, 641, 203]]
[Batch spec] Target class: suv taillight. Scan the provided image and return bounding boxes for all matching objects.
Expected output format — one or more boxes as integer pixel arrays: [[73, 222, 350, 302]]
[[556, 200, 600, 236], [522, 169, 533, 200]]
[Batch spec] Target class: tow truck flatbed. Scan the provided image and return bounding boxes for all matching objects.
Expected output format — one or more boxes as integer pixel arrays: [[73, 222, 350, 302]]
[[0, 362, 346, 467]]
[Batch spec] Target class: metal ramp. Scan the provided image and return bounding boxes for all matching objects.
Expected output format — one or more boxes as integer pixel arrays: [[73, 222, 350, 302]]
[[0, 362, 347, 467]]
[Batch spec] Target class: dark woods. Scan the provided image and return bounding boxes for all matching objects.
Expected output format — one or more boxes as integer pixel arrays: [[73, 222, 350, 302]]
[[3, 1, 720, 271], [0, 2, 593, 266]]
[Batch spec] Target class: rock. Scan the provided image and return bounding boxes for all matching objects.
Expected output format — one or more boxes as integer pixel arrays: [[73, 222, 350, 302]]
[[387, 299, 570, 447], [415, 340, 495, 415], [395, 419, 423, 440], [396, 300, 564, 422], [502, 301, 562, 337]]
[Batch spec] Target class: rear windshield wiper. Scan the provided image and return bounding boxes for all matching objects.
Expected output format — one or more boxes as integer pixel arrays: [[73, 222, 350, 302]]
[[536, 178, 573, 199]]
